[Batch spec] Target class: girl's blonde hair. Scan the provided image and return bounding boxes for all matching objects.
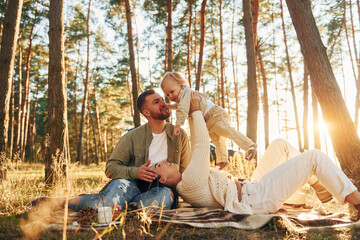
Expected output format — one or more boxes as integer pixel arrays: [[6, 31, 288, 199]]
[[161, 72, 188, 88]]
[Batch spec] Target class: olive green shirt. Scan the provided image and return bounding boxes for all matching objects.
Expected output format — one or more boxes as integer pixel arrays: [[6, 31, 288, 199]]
[[105, 122, 190, 180]]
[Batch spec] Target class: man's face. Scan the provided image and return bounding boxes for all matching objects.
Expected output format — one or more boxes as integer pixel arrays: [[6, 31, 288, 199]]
[[143, 93, 170, 120]]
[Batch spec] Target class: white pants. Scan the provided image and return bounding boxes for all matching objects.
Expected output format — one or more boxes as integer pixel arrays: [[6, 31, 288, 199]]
[[241, 139, 357, 214]]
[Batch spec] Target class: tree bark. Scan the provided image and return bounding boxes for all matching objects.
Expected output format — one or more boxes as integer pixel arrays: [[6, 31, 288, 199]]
[[280, 0, 303, 152], [20, 7, 37, 160], [93, 74, 104, 162], [187, 0, 192, 87], [303, 63, 309, 150], [343, 0, 360, 129], [311, 87, 321, 149], [243, 0, 258, 143], [45, 0, 69, 185], [9, 74, 15, 160], [77, 0, 91, 164], [219, 0, 225, 108], [124, 0, 140, 127], [257, 42, 269, 148], [195, 0, 207, 90], [15, 37, 22, 156], [0, 0, 23, 156], [231, 0, 240, 132], [286, 0, 360, 186], [166, 0, 173, 72]]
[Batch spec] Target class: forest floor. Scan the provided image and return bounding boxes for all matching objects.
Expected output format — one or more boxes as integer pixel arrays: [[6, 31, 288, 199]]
[[1, 162, 360, 239]]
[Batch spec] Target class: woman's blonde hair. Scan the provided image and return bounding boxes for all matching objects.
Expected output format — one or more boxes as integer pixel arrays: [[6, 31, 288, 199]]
[[161, 72, 188, 88]]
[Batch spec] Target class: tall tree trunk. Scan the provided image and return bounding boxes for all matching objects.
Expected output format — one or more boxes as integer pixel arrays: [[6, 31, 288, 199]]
[[85, 97, 90, 165], [9, 74, 15, 160], [243, 0, 258, 143], [45, 0, 68, 185], [219, 0, 225, 108], [20, 12, 37, 161], [0, 0, 23, 163], [0, 0, 8, 45], [15, 37, 22, 155], [195, 0, 207, 90], [77, 0, 91, 164], [210, 15, 220, 105], [303, 63, 309, 150], [187, 0, 192, 87], [93, 74, 104, 162], [312, 88, 321, 150], [286, 0, 360, 186], [231, 0, 240, 131], [29, 95, 37, 162], [343, 0, 360, 128], [124, 0, 140, 127], [257, 42, 269, 148], [166, 0, 173, 72], [280, 0, 303, 152]]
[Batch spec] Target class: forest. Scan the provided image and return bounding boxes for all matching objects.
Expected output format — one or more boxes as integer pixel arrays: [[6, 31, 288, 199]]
[[1, 0, 360, 237], [0, 0, 360, 239]]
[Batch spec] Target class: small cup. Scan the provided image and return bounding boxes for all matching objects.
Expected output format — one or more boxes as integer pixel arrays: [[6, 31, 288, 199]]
[[97, 206, 112, 224]]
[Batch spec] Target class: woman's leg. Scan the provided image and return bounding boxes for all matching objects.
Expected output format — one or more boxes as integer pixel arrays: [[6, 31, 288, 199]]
[[252, 149, 357, 213], [251, 139, 332, 203]]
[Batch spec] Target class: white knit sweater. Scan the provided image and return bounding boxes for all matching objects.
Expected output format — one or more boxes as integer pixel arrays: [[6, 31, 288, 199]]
[[176, 111, 253, 214]]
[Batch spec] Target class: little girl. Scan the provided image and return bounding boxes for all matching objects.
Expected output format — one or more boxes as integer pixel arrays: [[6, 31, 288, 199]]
[[161, 72, 257, 169]]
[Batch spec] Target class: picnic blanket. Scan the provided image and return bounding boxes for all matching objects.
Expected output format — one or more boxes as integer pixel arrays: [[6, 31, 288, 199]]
[[46, 206, 360, 233], [151, 206, 360, 232]]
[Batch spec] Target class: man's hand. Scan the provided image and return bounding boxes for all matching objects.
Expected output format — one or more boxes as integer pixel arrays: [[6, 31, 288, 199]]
[[246, 144, 257, 160], [137, 160, 158, 182], [173, 125, 181, 136]]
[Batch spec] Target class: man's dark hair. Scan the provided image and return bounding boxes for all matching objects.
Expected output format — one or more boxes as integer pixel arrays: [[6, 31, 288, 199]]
[[137, 89, 156, 113]]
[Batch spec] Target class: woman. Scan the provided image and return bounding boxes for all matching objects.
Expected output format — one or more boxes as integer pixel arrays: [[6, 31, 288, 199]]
[[151, 91, 360, 218]]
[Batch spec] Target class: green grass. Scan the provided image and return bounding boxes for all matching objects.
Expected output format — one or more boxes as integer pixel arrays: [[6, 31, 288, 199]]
[[1, 162, 360, 239]]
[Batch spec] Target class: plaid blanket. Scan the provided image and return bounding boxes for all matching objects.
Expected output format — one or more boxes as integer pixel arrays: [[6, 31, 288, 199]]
[[47, 206, 360, 232], [150, 206, 359, 232]]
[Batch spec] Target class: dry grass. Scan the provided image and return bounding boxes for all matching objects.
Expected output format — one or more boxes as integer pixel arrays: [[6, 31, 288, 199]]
[[0, 155, 360, 239]]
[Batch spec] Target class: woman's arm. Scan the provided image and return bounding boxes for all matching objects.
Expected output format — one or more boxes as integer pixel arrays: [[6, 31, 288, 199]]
[[181, 91, 210, 188]]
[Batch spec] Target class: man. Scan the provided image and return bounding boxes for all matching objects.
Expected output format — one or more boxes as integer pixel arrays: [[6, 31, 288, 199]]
[[68, 89, 190, 211]]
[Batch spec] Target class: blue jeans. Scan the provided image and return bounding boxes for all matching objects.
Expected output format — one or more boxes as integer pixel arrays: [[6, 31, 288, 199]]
[[68, 179, 174, 211]]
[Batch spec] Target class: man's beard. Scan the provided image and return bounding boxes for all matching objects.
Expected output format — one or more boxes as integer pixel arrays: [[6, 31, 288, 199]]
[[151, 108, 170, 120]]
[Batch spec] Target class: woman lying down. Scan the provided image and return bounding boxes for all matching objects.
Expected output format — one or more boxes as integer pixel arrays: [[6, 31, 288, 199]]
[[151, 91, 360, 220]]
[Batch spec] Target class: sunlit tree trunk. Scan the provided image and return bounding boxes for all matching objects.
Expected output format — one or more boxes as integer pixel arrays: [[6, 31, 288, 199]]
[[0, 0, 23, 162], [343, 0, 360, 129], [219, 0, 225, 108], [210, 16, 220, 105], [187, 0, 192, 87], [286, 0, 360, 187], [9, 75, 15, 160], [257, 42, 269, 148], [45, 0, 69, 185], [29, 94, 37, 163], [195, 0, 207, 90], [303, 63, 309, 150], [77, 0, 91, 164], [280, 0, 303, 152], [93, 74, 104, 163], [311, 88, 321, 150], [15, 37, 22, 156], [124, 0, 140, 127], [231, 0, 239, 131], [166, 0, 173, 72], [243, 0, 258, 143], [0, 0, 8, 45]]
